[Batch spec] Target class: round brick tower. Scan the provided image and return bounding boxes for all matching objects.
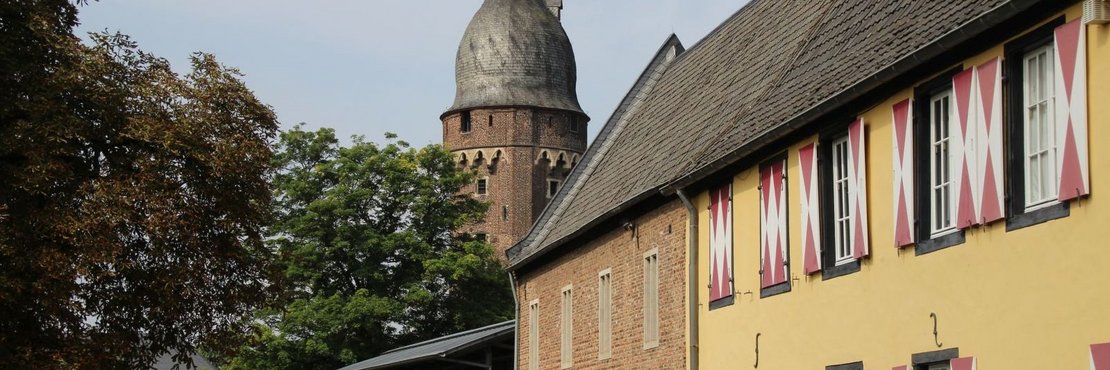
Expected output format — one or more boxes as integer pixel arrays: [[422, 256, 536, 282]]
[[442, 0, 588, 259]]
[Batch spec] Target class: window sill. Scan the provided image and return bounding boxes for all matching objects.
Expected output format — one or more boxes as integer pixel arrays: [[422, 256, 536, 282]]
[[708, 295, 735, 311], [915, 230, 965, 256], [760, 282, 791, 298], [1007, 201, 1069, 232], [822, 260, 861, 281]]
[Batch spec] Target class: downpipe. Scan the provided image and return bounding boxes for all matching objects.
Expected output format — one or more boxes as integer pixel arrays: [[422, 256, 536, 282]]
[[676, 189, 699, 370]]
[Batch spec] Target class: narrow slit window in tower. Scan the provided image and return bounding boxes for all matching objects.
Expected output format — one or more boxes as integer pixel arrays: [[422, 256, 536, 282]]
[[460, 111, 472, 133]]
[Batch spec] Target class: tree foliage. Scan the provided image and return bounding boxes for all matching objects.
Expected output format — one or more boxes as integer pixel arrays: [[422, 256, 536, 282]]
[[223, 128, 512, 370], [1, 1, 280, 368]]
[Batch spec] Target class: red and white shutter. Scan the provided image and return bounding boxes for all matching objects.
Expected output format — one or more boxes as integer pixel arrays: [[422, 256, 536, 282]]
[[709, 184, 733, 302], [976, 58, 1005, 224], [848, 118, 869, 258], [760, 159, 788, 288], [952, 68, 980, 229], [951, 356, 977, 370], [892, 99, 915, 247], [799, 143, 821, 274], [1055, 19, 1089, 201], [1092, 343, 1110, 370], [892, 366, 908, 370]]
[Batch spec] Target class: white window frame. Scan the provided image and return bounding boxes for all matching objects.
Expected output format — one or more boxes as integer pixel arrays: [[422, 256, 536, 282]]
[[1023, 43, 1059, 211], [597, 269, 612, 360], [528, 299, 539, 370], [643, 249, 659, 349], [929, 90, 956, 237], [560, 285, 573, 369], [829, 135, 854, 265]]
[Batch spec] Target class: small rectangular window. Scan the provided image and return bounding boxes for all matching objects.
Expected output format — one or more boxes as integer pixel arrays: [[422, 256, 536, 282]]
[[476, 178, 488, 195], [528, 300, 539, 370], [460, 111, 472, 133], [643, 249, 659, 348], [597, 269, 612, 360], [502, 205, 509, 221], [929, 90, 956, 237], [560, 285, 573, 368], [488, 114, 494, 127], [475, 233, 487, 243], [569, 120, 579, 133], [548, 180, 560, 198]]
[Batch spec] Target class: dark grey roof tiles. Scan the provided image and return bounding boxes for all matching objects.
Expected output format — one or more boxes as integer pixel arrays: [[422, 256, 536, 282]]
[[507, 0, 1019, 269], [448, 0, 584, 116], [690, 0, 1006, 170], [509, 0, 829, 268]]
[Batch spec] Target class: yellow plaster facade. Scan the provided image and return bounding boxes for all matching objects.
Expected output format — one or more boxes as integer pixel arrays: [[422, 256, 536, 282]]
[[693, 4, 1110, 369]]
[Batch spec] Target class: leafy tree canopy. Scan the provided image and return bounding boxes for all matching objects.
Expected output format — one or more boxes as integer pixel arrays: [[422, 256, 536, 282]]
[[1, 1, 280, 368], [223, 128, 512, 370]]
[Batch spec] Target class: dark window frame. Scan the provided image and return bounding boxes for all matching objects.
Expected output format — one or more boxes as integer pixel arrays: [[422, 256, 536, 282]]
[[1003, 16, 1070, 232], [911, 347, 959, 370], [759, 154, 791, 298], [818, 123, 862, 280], [827, 361, 864, 370], [547, 179, 560, 199], [913, 67, 966, 256]]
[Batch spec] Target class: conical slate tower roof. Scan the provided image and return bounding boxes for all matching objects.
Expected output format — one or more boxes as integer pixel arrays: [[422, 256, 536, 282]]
[[446, 0, 584, 116]]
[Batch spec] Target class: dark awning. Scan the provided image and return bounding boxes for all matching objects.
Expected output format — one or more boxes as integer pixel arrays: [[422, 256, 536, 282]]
[[337, 321, 514, 370]]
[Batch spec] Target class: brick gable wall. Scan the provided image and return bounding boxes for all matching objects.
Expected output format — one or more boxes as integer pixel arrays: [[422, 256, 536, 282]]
[[515, 199, 686, 369]]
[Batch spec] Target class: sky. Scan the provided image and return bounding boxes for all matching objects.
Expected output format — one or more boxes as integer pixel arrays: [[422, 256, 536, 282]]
[[75, 0, 747, 146]]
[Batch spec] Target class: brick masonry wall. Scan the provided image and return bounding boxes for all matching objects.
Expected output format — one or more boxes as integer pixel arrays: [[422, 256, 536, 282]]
[[444, 107, 588, 259], [515, 200, 687, 370]]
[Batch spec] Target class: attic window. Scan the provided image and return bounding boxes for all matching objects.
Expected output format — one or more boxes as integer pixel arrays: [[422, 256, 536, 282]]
[[568, 120, 579, 133], [461, 111, 472, 133]]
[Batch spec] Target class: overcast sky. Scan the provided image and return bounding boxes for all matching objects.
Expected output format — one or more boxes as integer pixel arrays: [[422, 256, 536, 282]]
[[76, 0, 747, 146]]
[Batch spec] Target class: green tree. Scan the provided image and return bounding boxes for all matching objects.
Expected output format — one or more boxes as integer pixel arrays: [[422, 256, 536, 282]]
[[1, 1, 280, 368], [224, 128, 512, 370]]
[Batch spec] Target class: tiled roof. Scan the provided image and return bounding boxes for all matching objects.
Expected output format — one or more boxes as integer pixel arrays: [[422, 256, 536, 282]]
[[508, 0, 1034, 269]]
